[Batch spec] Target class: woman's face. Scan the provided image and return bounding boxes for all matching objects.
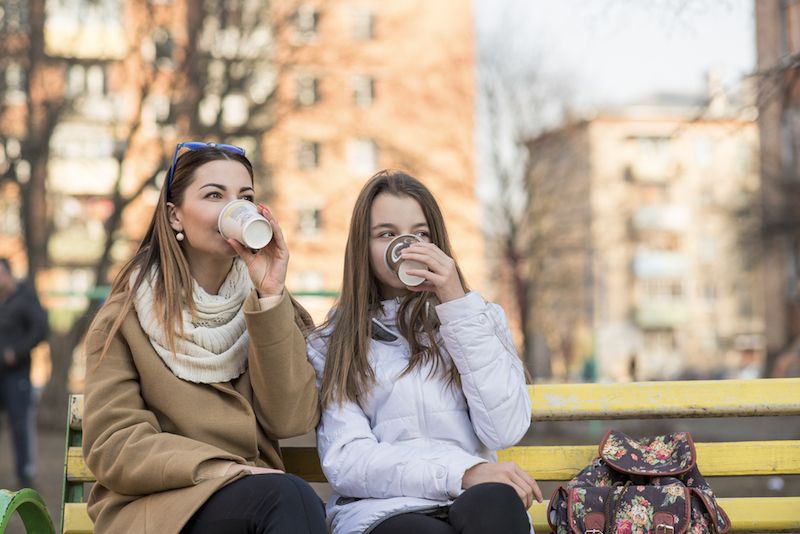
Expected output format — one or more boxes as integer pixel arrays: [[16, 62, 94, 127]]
[[369, 192, 431, 299], [168, 159, 255, 263]]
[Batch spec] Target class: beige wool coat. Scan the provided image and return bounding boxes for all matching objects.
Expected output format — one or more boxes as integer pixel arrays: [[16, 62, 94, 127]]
[[82, 290, 319, 534]]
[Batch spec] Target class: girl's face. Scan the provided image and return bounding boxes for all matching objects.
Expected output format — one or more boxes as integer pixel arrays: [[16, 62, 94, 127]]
[[168, 159, 255, 263], [369, 192, 431, 299]]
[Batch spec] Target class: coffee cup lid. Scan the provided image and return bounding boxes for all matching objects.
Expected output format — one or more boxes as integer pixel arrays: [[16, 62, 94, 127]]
[[384, 234, 421, 272]]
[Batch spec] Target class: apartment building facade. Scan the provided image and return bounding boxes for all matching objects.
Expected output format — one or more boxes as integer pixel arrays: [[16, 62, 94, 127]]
[[1, 0, 481, 327], [266, 0, 482, 320], [525, 101, 762, 382]]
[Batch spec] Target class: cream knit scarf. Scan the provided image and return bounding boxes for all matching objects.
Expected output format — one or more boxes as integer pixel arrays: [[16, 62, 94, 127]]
[[132, 259, 253, 383]]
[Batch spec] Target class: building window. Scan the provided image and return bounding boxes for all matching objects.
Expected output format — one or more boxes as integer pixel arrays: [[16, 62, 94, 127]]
[[0, 0, 29, 31], [3, 62, 25, 104], [298, 140, 320, 169], [0, 189, 20, 235], [693, 137, 713, 168], [297, 207, 322, 236], [153, 27, 174, 67], [66, 65, 85, 98], [347, 138, 378, 175], [641, 280, 683, 300], [294, 5, 319, 42], [295, 73, 319, 106], [142, 94, 171, 126], [86, 65, 105, 97], [351, 75, 374, 106], [643, 331, 676, 353], [636, 136, 672, 161], [64, 64, 106, 99], [787, 238, 800, 299], [780, 0, 800, 56], [781, 106, 800, 175], [698, 236, 717, 262], [352, 8, 373, 40]]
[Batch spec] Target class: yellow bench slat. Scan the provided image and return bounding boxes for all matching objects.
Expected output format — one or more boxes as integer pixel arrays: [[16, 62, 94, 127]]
[[70, 379, 800, 427], [63, 503, 93, 534], [73, 440, 800, 484], [66, 447, 94, 483], [529, 496, 800, 532], [498, 440, 800, 480], [529, 378, 800, 420]]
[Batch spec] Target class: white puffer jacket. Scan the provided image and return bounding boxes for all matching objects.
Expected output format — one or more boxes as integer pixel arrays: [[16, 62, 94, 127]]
[[306, 292, 532, 534]]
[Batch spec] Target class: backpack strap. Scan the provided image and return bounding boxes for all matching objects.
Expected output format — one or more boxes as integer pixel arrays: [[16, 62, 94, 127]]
[[653, 511, 676, 534]]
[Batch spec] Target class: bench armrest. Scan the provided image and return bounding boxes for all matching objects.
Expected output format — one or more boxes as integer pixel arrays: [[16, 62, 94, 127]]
[[0, 488, 56, 534]]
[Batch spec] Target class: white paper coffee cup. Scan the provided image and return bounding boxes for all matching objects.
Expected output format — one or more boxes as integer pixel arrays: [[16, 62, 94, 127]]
[[384, 234, 427, 286], [397, 260, 426, 286], [218, 199, 273, 250]]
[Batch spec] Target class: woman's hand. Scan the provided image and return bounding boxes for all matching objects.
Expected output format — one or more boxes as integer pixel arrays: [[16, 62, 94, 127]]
[[461, 462, 543, 509], [228, 203, 289, 298], [400, 242, 465, 303], [225, 464, 285, 476]]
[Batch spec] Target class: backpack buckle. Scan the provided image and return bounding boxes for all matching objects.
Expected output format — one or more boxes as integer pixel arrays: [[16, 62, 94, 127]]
[[655, 525, 674, 534]]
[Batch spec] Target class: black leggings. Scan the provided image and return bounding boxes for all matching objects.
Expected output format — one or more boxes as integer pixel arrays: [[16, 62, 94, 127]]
[[180, 473, 327, 534], [371, 483, 530, 534]]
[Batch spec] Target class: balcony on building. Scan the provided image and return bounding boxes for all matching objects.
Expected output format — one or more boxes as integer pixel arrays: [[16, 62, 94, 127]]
[[631, 204, 689, 233], [635, 300, 689, 328], [633, 248, 688, 279]]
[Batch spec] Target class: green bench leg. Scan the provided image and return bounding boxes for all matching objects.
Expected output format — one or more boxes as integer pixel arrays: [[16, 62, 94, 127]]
[[0, 488, 55, 534]]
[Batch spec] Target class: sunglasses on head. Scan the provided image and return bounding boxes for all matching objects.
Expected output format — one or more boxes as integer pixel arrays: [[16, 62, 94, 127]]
[[165, 141, 246, 192]]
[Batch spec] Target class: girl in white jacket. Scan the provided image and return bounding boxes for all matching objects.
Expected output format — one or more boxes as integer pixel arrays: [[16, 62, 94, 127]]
[[307, 170, 542, 534]]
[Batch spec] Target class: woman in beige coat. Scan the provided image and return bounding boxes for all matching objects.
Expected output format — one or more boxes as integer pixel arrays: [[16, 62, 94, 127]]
[[82, 142, 326, 534]]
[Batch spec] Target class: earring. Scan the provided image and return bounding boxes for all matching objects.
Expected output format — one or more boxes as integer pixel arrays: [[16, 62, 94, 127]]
[[176, 231, 184, 242]]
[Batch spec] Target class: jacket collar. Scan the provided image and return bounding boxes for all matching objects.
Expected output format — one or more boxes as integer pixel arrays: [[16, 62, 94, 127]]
[[375, 297, 402, 326]]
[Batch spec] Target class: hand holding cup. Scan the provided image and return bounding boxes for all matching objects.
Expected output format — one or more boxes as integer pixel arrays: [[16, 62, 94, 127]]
[[222, 201, 288, 298]]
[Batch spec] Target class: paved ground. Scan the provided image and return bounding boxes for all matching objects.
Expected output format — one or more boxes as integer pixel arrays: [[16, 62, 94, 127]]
[[1, 421, 67, 534], [1, 414, 797, 534]]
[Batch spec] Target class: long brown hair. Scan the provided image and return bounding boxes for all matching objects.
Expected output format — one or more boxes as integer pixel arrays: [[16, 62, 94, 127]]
[[92, 146, 256, 359], [320, 170, 468, 408]]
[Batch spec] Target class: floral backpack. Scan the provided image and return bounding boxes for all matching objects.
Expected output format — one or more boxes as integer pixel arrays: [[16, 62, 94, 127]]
[[547, 430, 731, 534]]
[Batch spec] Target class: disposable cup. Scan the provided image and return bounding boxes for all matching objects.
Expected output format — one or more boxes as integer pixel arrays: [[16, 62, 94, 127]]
[[384, 234, 426, 286], [218, 199, 273, 250]]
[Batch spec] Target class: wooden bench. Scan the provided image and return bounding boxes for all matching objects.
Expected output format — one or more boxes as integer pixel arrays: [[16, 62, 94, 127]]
[[1, 378, 799, 533]]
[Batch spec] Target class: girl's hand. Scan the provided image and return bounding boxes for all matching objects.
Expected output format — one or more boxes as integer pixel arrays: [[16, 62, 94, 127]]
[[461, 462, 543, 509], [228, 203, 289, 298], [400, 242, 465, 303]]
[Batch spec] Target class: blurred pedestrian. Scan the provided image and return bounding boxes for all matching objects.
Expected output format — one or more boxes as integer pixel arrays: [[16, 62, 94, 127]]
[[0, 257, 49, 489]]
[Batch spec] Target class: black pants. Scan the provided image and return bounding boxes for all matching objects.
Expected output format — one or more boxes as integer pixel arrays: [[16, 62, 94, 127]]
[[371, 483, 530, 534], [0, 368, 36, 487], [181, 473, 327, 534]]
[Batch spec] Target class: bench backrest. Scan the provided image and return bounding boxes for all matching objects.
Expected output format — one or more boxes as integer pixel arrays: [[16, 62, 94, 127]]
[[63, 378, 800, 533]]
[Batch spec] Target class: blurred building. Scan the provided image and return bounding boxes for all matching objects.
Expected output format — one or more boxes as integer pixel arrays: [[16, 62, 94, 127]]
[[2, 0, 193, 327], [2, 0, 481, 328], [524, 93, 763, 382], [755, 1, 800, 375], [266, 0, 481, 321]]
